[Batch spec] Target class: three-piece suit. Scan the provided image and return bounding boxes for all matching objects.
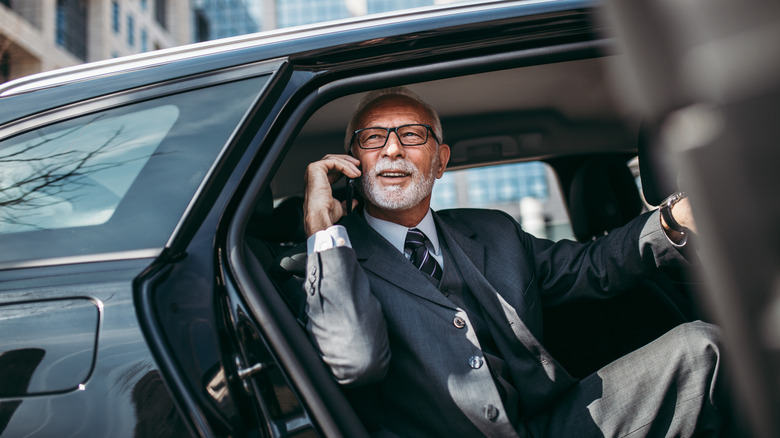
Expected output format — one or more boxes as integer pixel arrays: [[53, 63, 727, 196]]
[[304, 208, 722, 437]]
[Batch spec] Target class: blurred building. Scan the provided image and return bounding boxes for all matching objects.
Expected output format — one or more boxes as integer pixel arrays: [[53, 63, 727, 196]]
[[0, 0, 465, 84], [0, 0, 190, 84], [191, 0, 260, 42], [430, 162, 574, 241], [269, 0, 436, 29]]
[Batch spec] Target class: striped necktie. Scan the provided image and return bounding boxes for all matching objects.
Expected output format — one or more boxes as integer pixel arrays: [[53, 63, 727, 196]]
[[404, 228, 442, 282]]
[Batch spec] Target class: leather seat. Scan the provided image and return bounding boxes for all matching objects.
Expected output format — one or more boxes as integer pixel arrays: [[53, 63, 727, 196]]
[[244, 190, 308, 322], [568, 157, 644, 242]]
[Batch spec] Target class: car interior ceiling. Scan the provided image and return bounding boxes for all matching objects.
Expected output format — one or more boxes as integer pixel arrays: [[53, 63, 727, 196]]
[[243, 54, 701, 379], [269, 56, 637, 200]]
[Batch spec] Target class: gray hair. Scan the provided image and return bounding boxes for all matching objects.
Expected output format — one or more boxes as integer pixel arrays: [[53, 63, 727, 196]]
[[344, 86, 443, 152]]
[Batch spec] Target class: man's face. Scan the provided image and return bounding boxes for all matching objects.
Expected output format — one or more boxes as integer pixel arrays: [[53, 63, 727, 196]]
[[353, 96, 450, 219]]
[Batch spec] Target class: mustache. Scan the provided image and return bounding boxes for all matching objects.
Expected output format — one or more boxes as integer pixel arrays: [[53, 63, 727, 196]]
[[370, 158, 419, 175]]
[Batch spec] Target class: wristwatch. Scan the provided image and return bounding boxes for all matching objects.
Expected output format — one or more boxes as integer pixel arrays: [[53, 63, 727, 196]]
[[660, 191, 688, 235]]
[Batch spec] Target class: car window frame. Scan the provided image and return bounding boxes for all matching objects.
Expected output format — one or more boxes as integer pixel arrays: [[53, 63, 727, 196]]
[[0, 59, 285, 270]]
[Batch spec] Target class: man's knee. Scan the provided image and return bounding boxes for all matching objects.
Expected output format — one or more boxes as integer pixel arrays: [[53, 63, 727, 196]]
[[679, 320, 720, 339], [666, 321, 722, 399], [673, 320, 721, 362]]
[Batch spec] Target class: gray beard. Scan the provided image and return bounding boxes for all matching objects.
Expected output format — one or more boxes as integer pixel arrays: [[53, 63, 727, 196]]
[[359, 156, 438, 212]]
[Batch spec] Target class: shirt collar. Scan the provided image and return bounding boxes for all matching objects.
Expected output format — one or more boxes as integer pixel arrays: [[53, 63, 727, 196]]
[[364, 208, 440, 256]]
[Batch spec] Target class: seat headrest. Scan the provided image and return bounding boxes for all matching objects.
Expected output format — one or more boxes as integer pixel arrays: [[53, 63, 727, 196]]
[[568, 157, 643, 241], [248, 195, 306, 244], [253, 187, 275, 219], [638, 123, 678, 206], [270, 196, 306, 243]]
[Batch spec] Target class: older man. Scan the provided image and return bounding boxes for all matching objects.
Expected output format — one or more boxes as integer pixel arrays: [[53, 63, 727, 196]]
[[302, 87, 723, 437]]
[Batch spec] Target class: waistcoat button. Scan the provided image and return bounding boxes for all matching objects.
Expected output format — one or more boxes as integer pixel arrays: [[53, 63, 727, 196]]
[[483, 404, 499, 421], [469, 355, 483, 369], [453, 316, 466, 328]]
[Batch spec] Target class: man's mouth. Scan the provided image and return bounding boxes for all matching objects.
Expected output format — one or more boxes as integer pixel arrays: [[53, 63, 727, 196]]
[[378, 171, 410, 178]]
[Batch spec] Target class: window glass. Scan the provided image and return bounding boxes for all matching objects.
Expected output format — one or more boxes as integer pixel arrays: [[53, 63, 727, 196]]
[[0, 74, 270, 265], [431, 161, 574, 241], [55, 0, 87, 61], [0, 106, 179, 234], [141, 28, 148, 52], [112, 1, 120, 33], [127, 15, 135, 46]]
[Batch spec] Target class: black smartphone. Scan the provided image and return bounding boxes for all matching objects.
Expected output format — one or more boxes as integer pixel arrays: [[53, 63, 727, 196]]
[[345, 149, 358, 214], [345, 177, 355, 214]]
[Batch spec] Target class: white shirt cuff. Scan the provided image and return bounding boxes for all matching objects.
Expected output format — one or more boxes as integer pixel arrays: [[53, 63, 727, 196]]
[[307, 225, 352, 254]]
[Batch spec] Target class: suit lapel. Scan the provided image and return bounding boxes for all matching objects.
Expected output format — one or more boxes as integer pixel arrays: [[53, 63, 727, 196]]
[[435, 214, 509, 321], [435, 212, 547, 351], [433, 212, 485, 275], [342, 213, 456, 310]]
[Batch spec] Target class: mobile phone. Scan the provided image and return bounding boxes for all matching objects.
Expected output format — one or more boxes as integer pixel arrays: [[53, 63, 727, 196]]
[[345, 177, 355, 214], [345, 150, 358, 214]]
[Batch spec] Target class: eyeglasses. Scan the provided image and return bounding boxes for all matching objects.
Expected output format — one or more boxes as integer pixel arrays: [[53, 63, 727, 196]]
[[352, 124, 439, 149]]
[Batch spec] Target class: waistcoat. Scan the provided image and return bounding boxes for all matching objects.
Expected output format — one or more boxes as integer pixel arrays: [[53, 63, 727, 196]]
[[438, 234, 520, 424]]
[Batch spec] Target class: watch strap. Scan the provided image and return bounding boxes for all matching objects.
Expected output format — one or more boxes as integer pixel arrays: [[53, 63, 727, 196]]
[[660, 191, 688, 234]]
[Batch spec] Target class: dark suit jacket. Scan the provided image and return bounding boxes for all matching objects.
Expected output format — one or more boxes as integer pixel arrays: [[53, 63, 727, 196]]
[[304, 208, 685, 437]]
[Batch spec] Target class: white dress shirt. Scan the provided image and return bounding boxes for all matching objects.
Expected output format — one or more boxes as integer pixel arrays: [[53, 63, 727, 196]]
[[307, 209, 444, 268]]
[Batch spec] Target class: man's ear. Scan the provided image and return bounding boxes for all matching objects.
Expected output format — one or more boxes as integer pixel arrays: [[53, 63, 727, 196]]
[[436, 143, 451, 178]]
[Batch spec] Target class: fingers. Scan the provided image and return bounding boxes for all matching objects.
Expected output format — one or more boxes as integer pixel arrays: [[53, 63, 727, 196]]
[[304, 154, 361, 202], [305, 154, 361, 185], [321, 154, 362, 184], [303, 154, 362, 236]]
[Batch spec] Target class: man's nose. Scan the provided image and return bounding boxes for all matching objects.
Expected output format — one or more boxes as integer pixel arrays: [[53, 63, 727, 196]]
[[382, 130, 405, 157]]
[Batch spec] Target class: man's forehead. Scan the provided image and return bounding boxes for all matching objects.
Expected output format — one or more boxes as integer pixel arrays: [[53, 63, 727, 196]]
[[357, 95, 432, 126]]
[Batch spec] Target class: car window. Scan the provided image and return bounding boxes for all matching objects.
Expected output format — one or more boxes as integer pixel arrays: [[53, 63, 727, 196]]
[[431, 161, 574, 241], [0, 74, 270, 267], [0, 105, 179, 233]]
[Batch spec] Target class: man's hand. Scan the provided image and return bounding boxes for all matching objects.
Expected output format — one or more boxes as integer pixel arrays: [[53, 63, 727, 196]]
[[304, 154, 362, 237]]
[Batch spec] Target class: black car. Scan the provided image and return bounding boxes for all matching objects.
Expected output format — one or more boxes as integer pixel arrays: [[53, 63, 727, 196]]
[[0, 0, 777, 436]]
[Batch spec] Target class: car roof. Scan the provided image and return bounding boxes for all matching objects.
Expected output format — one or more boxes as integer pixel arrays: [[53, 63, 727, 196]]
[[0, 0, 595, 124]]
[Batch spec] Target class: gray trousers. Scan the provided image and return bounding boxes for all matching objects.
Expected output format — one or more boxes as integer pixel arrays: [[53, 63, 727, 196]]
[[523, 321, 724, 438]]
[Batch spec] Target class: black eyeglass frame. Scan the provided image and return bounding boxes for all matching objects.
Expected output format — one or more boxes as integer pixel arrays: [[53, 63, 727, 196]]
[[351, 124, 440, 150]]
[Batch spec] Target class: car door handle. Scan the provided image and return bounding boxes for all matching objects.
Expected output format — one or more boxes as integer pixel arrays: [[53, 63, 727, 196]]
[[236, 361, 271, 379]]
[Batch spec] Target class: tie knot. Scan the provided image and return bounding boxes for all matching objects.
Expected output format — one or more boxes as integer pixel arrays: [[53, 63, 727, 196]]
[[404, 228, 429, 251], [404, 228, 442, 282]]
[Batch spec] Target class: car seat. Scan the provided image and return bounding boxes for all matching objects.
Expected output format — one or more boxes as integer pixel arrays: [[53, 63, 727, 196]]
[[244, 190, 309, 323], [542, 156, 693, 378]]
